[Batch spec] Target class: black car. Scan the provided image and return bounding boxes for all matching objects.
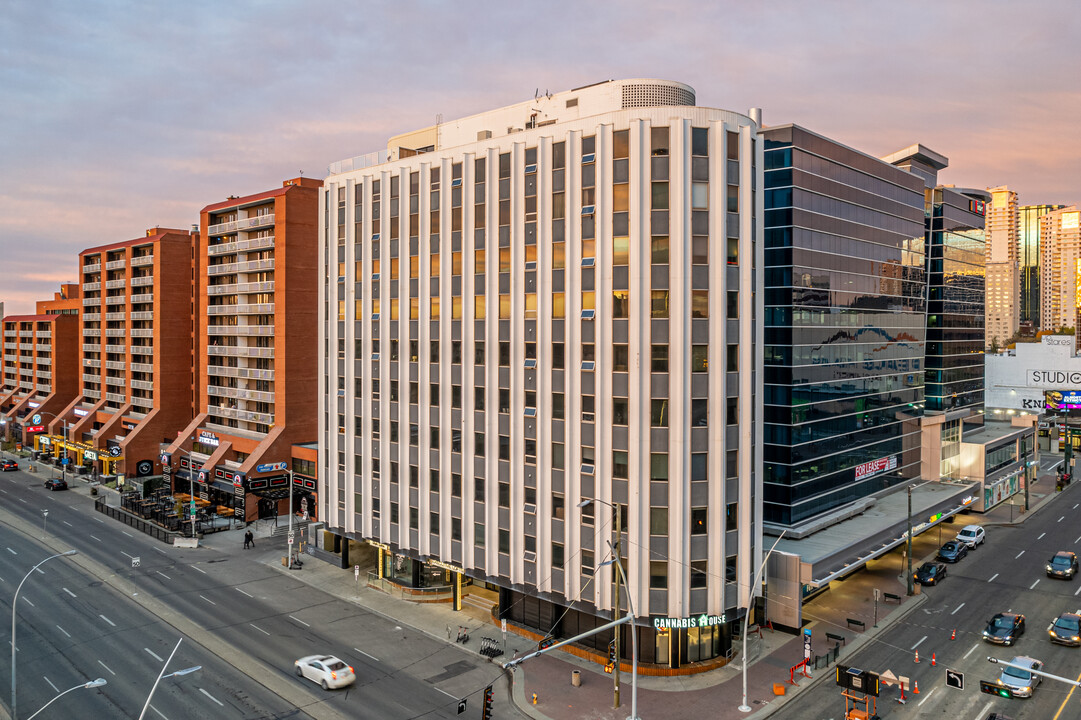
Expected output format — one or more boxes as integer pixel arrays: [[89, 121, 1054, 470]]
[[914, 562, 948, 586], [1, 459, 18, 472], [937, 540, 969, 563], [1047, 551, 1079, 580], [984, 612, 1026, 646], [1049, 611, 1081, 646], [44, 478, 68, 491]]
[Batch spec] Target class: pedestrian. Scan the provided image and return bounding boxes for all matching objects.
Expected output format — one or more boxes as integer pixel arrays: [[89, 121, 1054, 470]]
[[244, 530, 254, 549]]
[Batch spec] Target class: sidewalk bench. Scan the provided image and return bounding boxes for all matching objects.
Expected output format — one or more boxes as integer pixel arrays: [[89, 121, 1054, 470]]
[[826, 631, 845, 646], [846, 618, 866, 631], [883, 592, 901, 604]]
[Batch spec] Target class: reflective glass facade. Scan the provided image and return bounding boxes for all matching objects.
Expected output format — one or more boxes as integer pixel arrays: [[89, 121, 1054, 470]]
[[925, 188, 986, 413], [762, 126, 928, 526], [1019, 204, 1064, 327]]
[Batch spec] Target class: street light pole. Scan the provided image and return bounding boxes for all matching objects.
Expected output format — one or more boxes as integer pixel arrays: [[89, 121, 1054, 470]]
[[906, 484, 914, 596], [288, 468, 295, 567], [137, 637, 201, 720], [26, 679, 106, 719], [577, 497, 622, 709], [11, 550, 78, 720], [1023, 431, 1030, 512], [738, 530, 787, 713]]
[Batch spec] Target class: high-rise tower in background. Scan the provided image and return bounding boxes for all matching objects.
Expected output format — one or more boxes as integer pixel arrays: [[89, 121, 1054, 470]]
[[983, 186, 1018, 348], [1019, 203, 1065, 332], [1040, 207, 1081, 331]]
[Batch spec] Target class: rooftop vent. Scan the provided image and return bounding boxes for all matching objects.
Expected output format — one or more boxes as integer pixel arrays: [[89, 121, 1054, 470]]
[[621, 83, 695, 109]]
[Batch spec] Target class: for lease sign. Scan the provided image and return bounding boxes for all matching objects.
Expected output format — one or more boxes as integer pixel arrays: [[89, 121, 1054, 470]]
[[854, 456, 897, 480]]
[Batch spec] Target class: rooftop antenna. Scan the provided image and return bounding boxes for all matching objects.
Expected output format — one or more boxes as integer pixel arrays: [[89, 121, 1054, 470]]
[[299, 170, 304, 177], [546, 89, 551, 99], [436, 113, 443, 125], [535, 88, 539, 99]]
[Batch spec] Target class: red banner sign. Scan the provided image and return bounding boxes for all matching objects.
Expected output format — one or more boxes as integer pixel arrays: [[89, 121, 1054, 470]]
[[854, 456, 897, 480]]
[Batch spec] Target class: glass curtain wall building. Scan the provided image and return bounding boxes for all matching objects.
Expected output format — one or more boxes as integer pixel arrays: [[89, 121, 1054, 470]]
[[762, 126, 928, 527]]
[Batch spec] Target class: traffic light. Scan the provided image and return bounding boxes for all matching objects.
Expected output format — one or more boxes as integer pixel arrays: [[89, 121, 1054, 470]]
[[539, 635, 554, 650], [978, 680, 1011, 698], [482, 684, 493, 720], [607, 639, 616, 664]]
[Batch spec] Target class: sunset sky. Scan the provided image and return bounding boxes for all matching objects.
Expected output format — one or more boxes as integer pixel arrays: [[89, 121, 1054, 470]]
[[2, 0, 1079, 314]]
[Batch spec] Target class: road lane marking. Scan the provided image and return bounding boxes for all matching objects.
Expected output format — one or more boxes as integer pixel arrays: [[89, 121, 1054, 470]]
[[122, 531, 133, 537], [121, 551, 136, 559], [963, 642, 980, 660], [148, 704, 168, 720], [89, 534, 102, 543], [249, 623, 270, 635], [156, 571, 171, 580], [153, 547, 167, 554], [977, 701, 994, 720], [34, 567, 44, 575], [1039, 533, 1047, 540], [1076, 535, 1081, 545], [199, 595, 216, 605], [987, 573, 999, 583], [1075, 504, 1079, 510], [1031, 579, 1041, 589], [1074, 585, 1081, 596], [23, 598, 34, 607], [199, 688, 224, 706], [99, 614, 116, 627], [236, 588, 253, 598], [355, 648, 379, 662], [434, 686, 456, 698], [43, 675, 58, 693], [1016, 551, 1025, 559], [951, 603, 966, 615], [289, 615, 310, 627], [93, 516, 105, 523], [98, 660, 116, 675], [145, 647, 163, 662], [911, 635, 927, 650], [918, 687, 936, 706], [192, 566, 207, 574], [62, 521, 73, 527], [6, 548, 16, 555], [1052, 668, 1081, 719], [63, 588, 76, 598], [1061, 516, 1067, 523], [17, 498, 26, 504], [56, 625, 70, 638]]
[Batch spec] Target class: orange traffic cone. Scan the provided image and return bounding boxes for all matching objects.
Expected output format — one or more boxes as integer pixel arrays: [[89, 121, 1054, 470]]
[[931, 652, 937, 667], [914, 650, 920, 663], [950, 628, 956, 640], [913, 680, 920, 694]]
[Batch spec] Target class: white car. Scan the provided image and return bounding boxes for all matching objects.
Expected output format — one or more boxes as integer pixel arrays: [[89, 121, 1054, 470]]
[[956, 525, 985, 549], [294, 655, 355, 690]]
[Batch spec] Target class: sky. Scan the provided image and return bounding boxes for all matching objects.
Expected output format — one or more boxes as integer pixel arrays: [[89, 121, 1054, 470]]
[[2, 0, 1079, 315]]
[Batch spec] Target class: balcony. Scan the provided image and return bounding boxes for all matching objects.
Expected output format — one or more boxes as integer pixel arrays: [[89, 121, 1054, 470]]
[[131, 379, 153, 391], [210, 405, 273, 425], [206, 302, 276, 317], [207, 235, 275, 256], [105, 311, 126, 321], [35, 369, 51, 379], [130, 395, 153, 408], [105, 278, 126, 290], [83, 262, 101, 273], [19, 330, 32, 338], [129, 345, 153, 356], [19, 343, 33, 351], [131, 362, 153, 373], [207, 345, 273, 358], [130, 255, 154, 267], [206, 385, 275, 404], [82, 282, 101, 292], [35, 344, 50, 353], [83, 369, 100, 380], [130, 328, 154, 337], [83, 388, 101, 400], [131, 275, 154, 287], [207, 365, 275, 381], [105, 295, 125, 305], [84, 358, 101, 368], [82, 343, 101, 353], [18, 381, 32, 390], [36, 383, 50, 393], [104, 342, 126, 352], [105, 259, 126, 270], [35, 329, 51, 338], [105, 375, 126, 387], [84, 328, 102, 337], [207, 258, 276, 276], [206, 280, 276, 296], [83, 312, 101, 322], [2, 343, 15, 352], [130, 311, 153, 321], [207, 213, 275, 236], [105, 360, 126, 371], [131, 293, 154, 303], [104, 328, 126, 337], [82, 297, 101, 307], [105, 392, 126, 404], [206, 325, 275, 337]]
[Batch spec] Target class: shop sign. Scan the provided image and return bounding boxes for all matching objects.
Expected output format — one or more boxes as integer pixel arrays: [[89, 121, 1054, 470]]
[[429, 559, 464, 574], [160, 453, 171, 465], [854, 456, 897, 480], [84, 450, 98, 461], [368, 540, 390, 551], [73, 408, 88, 417], [256, 461, 288, 473], [1031, 372, 1081, 387], [652, 614, 726, 630], [108, 446, 121, 457], [232, 473, 244, 488], [198, 470, 208, 482], [198, 430, 220, 447], [25, 425, 44, 433], [32, 413, 42, 424], [40, 437, 51, 447], [122, 421, 137, 430], [198, 491, 209, 502]]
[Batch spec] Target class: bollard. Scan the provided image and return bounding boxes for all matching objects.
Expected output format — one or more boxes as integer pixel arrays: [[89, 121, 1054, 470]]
[[571, 670, 581, 687]]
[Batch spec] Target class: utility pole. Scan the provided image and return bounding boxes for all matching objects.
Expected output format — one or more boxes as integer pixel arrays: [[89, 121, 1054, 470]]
[[287, 468, 295, 568], [613, 501, 621, 710], [906, 484, 914, 596], [1023, 431, 1030, 512]]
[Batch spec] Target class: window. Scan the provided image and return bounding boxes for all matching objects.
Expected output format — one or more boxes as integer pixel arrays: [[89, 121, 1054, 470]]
[[650, 290, 668, 318], [727, 398, 738, 425], [581, 550, 595, 575], [692, 398, 707, 427], [474, 478, 485, 502], [726, 555, 737, 583], [692, 290, 708, 318], [553, 342, 565, 369], [498, 481, 510, 507], [430, 512, 440, 535], [691, 560, 708, 589], [552, 392, 564, 419], [612, 290, 630, 319], [613, 397, 629, 426], [650, 507, 668, 535], [727, 344, 738, 372], [552, 442, 564, 469], [691, 345, 708, 373], [551, 542, 565, 568], [649, 561, 668, 589], [651, 182, 669, 210], [499, 530, 510, 554], [651, 236, 669, 264], [613, 236, 629, 265], [474, 523, 485, 547], [691, 507, 707, 535], [613, 450, 628, 479], [728, 291, 738, 319], [613, 343, 629, 372], [552, 493, 565, 520], [651, 399, 668, 427], [475, 340, 485, 365], [726, 502, 738, 532], [651, 344, 668, 373], [650, 453, 668, 481]]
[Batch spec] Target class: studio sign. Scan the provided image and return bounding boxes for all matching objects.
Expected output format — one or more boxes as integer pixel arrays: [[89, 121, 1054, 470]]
[[1029, 370, 1081, 386], [653, 614, 726, 630]]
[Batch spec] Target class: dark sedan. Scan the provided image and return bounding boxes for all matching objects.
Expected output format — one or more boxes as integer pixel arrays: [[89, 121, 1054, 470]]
[[984, 612, 1026, 646], [937, 540, 969, 563], [44, 478, 68, 491], [1049, 611, 1081, 646], [1047, 551, 1079, 580], [1, 459, 18, 471], [914, 562, 948, 586]]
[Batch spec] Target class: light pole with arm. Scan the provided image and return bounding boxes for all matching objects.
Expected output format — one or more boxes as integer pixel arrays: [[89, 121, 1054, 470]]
[[26, 679, 106, 719], [738, 530, 787, 713], [11, 549, 78, 720], [578, 497, 623, 709], [136, 637, 201, 720]]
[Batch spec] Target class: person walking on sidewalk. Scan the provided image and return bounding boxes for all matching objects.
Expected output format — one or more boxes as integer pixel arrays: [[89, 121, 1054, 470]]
[[244, 530, 254, 549]]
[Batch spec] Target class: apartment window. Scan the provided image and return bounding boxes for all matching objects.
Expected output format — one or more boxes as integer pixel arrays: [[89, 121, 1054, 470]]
[[498, 530, 510, 554], [650, 507, 668, 535], [691, 560, 708, 589], [582, 550, 595, 576], [727, 502, 738, 532], [612, 450, 629, 479], [612, 290, 630, 319], [552, 442, 564, 470], [552, 392, 564, 419], [475, 340, 485, 364], [728, 291, 739, 319], [649, 561, 668, 589], [692, 345, 708, 373], [726, 555, 737, 583], [691, 507, 707, 535], [727, 398, 738, 425], [475, 431, 485, 456], [474, 523, 485, 547], [553, 342, 564, 369], [613, 397, 629, 426], [650, 453, 668, 481], [692, 399, 707, 427], [650, 399, 668, 427], [727, 344, 739, 372], [651, 344, 668, 373], [474, 478, 485, 502], [651, 236, 669, 264], [650, 290, 668, 318], [551, 542, 565, 569], [691, 291, 708, 318]]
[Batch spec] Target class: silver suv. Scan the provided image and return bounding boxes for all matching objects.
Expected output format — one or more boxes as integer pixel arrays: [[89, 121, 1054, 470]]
[[956, 524, 985, 549]]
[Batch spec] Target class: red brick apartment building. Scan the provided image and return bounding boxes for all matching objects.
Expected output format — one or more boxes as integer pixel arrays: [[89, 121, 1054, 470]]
[[1, 285, 81, 445], [33, 227, 199, 479], [163, 177, 322, 523]]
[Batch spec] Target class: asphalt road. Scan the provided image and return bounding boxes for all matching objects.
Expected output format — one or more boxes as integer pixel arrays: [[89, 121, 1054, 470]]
[[770, 480, 1081, 720], [0, 465, 503, 719]]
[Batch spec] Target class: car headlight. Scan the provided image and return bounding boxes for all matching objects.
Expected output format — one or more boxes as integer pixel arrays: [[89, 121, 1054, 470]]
[[1048, 565, 1055, 572], [1051, 630, 1058, 636]]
